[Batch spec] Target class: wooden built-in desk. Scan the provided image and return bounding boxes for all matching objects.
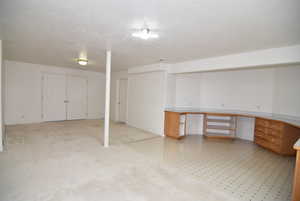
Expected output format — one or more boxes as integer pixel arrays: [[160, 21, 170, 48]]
[[165, 108, 300, 200], [164, 108, 300, 155]]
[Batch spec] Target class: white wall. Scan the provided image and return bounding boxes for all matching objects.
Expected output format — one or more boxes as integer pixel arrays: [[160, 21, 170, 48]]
[[127, 71, 166, 135], [236, 117, 255, 141], [199, 68, 274, 112], [273, 66, 300, 117], [171, 65, 300, 140], [110, 70, 128, 121], [170, 45, 300, 74], [175, 74, 201, 108], [173, 65, 300, 116], [111, 69, 169, 136], [4, 60, 106, 125], [165, 74, 176, 108]]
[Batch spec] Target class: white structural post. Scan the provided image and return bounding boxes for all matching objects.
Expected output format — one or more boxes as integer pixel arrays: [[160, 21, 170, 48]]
[[104, 50, 111, 147]]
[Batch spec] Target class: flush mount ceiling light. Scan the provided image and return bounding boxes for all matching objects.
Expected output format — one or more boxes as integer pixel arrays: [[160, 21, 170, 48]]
[[77, 58, 88, 66], [132, 28, 159, 40]]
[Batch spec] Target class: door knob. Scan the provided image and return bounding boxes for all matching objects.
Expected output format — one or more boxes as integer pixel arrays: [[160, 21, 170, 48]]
[[64, 100, 69, 103]]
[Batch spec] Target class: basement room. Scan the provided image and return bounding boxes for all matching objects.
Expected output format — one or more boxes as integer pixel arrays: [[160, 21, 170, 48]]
[[0, 0, 300, 201]]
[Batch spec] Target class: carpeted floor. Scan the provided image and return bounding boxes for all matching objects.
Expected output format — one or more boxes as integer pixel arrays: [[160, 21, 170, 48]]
[[0, 120, 295, 201]]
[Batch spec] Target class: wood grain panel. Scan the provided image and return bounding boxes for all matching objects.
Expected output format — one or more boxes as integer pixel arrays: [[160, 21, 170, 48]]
[[164, 111, 181, 139]]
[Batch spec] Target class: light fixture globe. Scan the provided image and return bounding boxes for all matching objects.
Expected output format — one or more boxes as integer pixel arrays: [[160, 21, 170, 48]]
[[132, 28, 159, 40], [77, 58, 88, 66]]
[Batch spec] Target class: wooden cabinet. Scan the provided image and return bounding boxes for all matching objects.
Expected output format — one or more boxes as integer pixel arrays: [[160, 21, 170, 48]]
[[254, 118, 300, 155], [164, 111, 300, 155], [164, 111, 186, 139]]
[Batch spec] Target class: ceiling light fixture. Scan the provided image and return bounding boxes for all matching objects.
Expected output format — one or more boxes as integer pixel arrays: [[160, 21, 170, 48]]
[[77, 58, 88, 66], [132, 28, 158, 40]]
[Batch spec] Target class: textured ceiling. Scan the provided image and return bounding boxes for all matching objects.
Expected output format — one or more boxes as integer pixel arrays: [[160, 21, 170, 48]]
[[0, 0, 300, 72]]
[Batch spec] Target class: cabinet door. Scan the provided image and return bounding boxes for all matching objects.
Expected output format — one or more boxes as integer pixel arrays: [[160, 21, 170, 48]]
[[165, 112, 180, 138]]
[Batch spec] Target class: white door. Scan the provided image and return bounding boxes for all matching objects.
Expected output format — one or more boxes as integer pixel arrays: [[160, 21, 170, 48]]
[[67, 76, 87, 120], [43, 73, 67, 121], [118, 79, 128, 123]]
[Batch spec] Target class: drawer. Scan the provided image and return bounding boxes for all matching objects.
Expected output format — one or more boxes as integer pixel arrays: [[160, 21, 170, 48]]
[[269, 143, 281, 153], [255, 125, 267, 133], [255, 136, 270, 149], [266, 128, 282, 138], [255, 130, 268, 140], [268, 136, 281, 146], [270, 121, 284, 131], [256, 118, 270, 127]]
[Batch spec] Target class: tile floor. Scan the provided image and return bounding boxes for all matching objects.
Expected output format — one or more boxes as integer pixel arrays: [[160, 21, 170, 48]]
[[0, 120, 295, 201]]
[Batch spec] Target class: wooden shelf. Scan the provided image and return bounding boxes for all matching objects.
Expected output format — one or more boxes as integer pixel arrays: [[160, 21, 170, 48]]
[[204, 133, 235, 139], [204, 114, 237, 139], [206, 119, 233, 123], [206, 125, 235, 130]]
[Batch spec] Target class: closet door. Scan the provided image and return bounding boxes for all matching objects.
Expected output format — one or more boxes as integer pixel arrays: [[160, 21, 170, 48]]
[[67, 76, 87, 120], [42, 73, 67, 121], [118, 79, 128, 123]]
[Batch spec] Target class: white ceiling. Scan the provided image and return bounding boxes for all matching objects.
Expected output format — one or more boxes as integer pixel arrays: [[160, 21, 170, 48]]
[[0, 0, 299, 72]]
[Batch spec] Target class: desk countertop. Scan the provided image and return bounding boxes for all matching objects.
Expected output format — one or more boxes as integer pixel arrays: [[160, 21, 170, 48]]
[[165, 107, 300, 128]]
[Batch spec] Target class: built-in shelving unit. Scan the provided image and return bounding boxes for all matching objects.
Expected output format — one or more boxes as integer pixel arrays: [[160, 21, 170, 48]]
[[203, 114, 237, 139], [179, 114, 186, 137]]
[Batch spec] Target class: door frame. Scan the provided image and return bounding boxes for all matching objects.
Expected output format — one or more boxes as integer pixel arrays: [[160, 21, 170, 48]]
[[116, 78, 128, 123]]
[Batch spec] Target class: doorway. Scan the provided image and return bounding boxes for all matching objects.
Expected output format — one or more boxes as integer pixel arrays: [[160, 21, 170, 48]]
[[117, 79, 128, 123], [42, 73, 87, 121]]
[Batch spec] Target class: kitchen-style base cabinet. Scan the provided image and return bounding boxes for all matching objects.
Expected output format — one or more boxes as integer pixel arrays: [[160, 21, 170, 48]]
[[255, 118, 300, 155], [164, 111, 186, 139]]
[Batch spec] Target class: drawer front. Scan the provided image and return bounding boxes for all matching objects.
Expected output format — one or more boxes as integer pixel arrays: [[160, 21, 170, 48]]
[[255, 130, 268, 140], [255, 136, 281, 153], [255, 136, 270, 149], [255, 125, 267, 133], [270, 121, 284, 131], [266, 128, 282, 138], [256, 118, 270, 127], [255, 132, 281, 145], [269, 143, 281, 153], [268, 136, 281, 146]]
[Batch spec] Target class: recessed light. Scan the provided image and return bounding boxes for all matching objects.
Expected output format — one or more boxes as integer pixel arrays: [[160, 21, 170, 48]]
[[77, 58, 88, 66]]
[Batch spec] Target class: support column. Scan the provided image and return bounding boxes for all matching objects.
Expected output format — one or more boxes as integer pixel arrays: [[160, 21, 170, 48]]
[[104, 50, 111, 147]]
